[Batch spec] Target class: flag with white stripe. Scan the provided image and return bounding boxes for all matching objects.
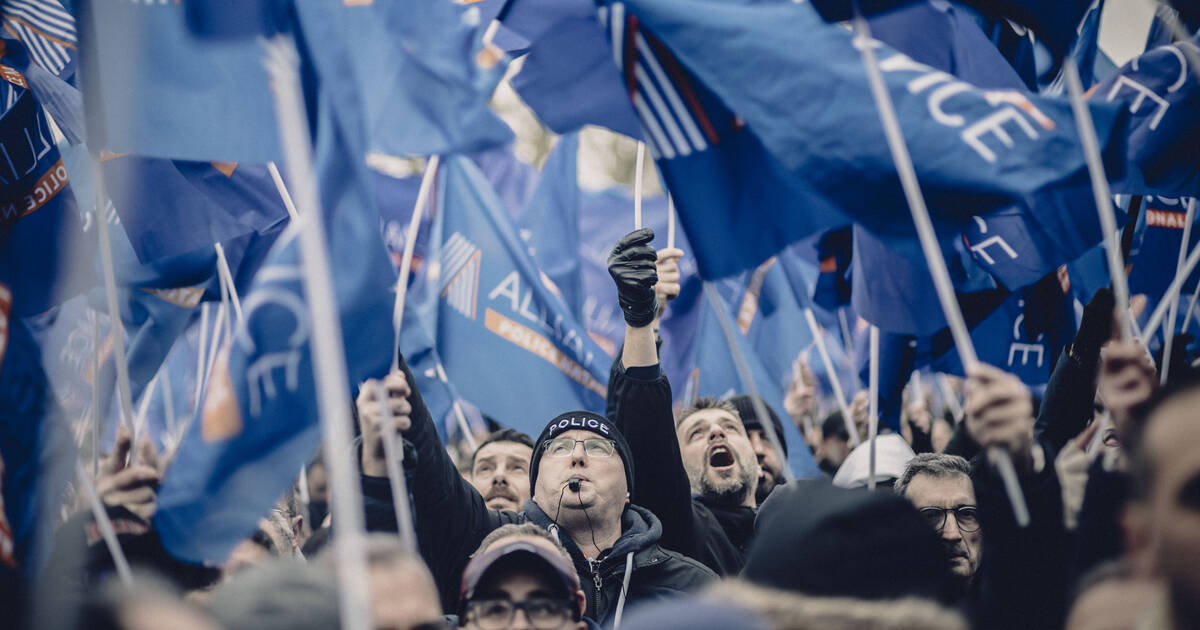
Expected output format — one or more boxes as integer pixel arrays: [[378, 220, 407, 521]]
[[440, 232, 482, 320], [1, 0, 75, 77]]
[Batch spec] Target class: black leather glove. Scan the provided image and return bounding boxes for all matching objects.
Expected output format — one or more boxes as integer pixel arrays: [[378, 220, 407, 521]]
[[608, 228, 659, 328], [1071, 287, 1114, 367]]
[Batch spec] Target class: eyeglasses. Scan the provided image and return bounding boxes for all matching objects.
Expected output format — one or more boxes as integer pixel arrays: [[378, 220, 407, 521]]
[[466, 597, 574, 630], [918, 505, 980, 533], [543, 437, 616, 459]]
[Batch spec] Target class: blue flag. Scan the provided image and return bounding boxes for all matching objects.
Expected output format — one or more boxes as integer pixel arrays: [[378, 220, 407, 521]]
[[505, 0, 642, 137], [100, 156, 289, 264], [597, 0, 1126, 278], [0, 78, 91, 319], [75, 0, 283, 162], [1103, 35, 1200, 197], [155, 7, 397, 561], [512, 133, 584, 320], [421, 155, 609, 435], [1127, 196, 1200, 344]]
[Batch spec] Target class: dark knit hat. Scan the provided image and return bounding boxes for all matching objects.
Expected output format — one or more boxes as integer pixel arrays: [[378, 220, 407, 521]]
[[529, 411, 635, 495], [745, 480, 955, 603], [729, 394, 789, 457]]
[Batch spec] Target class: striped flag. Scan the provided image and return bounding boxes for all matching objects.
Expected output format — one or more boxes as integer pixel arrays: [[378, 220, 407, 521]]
[[0, 0, 75, 77]]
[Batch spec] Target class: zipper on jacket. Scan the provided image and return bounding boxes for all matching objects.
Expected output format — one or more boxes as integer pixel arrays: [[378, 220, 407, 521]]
[[587, 558, 603, 591]]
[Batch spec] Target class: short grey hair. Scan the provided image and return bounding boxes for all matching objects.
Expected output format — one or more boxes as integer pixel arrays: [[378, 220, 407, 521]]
[[473, 523, 572, 565], [895, 453, 971, 497], [677, 397, 741, 429]]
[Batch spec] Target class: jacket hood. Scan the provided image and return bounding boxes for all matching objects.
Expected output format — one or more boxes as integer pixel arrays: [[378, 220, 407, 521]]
[[520, 500, 663, 560]]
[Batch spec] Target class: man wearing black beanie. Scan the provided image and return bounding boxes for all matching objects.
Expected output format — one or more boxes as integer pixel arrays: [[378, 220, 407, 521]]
[[355, 232, 714, 628]]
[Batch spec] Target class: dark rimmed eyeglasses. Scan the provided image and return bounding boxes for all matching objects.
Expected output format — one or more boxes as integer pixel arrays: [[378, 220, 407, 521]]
[[465, 597, 574, 629], [918, 505, 980, 533]]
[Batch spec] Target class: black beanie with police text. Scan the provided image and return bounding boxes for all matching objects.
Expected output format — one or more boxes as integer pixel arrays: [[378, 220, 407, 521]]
[[529, 411, 635, 495]]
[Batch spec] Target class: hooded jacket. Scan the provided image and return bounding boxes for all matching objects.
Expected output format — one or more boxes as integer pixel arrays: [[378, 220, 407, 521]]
[[363, 356, 714, 626], [607, 360, 756, 576]]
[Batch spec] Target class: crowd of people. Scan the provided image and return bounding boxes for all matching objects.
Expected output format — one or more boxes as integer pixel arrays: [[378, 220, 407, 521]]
[[3, 228, 1200, 630]]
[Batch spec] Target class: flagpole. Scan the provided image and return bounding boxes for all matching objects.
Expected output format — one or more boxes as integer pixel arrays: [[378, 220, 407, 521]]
[[1183, 277, 1200, 334], [264, 35, 372, 630], [268, 162, 300, 221], [92, 314, 102, 478], [373, 381, 417, 552], [666, 194, 676, 250], [867, 325, 879, 491], [76, 463, 132, 585], [194, 302, 209, 414], [92, 181, 138, 460], [1143, 235, 1200, 341], [1162, 197, 1195, 383], [1062, 57, 1134, 341], [939, 373, 964, 424], [214, 242, 244, 326], [804, 308, 860, 445], [703, 283, 794, 483], [132, 372, 160, 448], [850, 9, 1029, 526], [392, 156, 441, 373], [633, 142, 645, 230]]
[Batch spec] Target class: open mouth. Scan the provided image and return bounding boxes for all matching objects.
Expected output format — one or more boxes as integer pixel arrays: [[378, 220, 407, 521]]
[[708, 445, 735, 469]]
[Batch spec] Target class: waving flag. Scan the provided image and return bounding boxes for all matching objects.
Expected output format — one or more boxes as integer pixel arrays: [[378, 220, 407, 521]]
[[420, 155, 609, 435], [1127, 196, 1200, 339], [597, 0, 1126, 279], [512, 133, 584, 320], [1, 0, 76, 78], [0, 76, 90, 319], [1104, 35, 1200, 197], [505, 0, 641, 137], [155, 4, 397, 561], [75, 0, 282, 162]]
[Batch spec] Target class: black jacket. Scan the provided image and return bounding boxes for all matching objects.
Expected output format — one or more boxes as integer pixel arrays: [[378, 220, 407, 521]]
[[969, 438, 1069, 630], [365, 356, 714, 626], [608, 360, 754, 576]]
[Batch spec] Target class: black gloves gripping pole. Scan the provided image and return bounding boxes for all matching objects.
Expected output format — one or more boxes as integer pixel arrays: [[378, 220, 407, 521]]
[[608, 228, 659, 328]]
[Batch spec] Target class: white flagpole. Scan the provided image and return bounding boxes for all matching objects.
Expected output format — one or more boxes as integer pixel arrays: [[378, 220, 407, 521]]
[[939, 374, 964, 424], [92, 314, 102, 478], [850, 10, 1029, 526], [435, 361, 479, 453], [194, 302, 209, 410], [867, 326, 880, 491], [633, 142, 645, 230], [704, 283, 794, 483], [1062, 58, 1134, 341], [392, 156, 440, 373], [268, 162, 300, 221], [214, 242, 244, 326], [92, 184, 138, 455], [666, 194, 676, 250], [804, 308, 860, 445], [373, 381, 417, 552], [132, 372, 160, 446], [1183, 276, 1200, 334], [1162, 198, 1195, 383], [264, 36, 371, 630]]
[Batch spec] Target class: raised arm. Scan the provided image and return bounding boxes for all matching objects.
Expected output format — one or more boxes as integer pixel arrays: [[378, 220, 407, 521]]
[[606, 229, 695, 555]]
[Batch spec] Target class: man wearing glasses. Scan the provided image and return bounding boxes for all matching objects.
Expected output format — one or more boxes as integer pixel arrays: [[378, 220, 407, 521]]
[[895, 453, 983, 587], [458, 524, 588, 630]]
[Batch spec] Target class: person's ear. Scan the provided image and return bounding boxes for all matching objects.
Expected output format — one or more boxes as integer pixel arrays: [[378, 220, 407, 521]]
[[574, 589, 587, 622], [1122, 501, 1157, 577], [291, 514, 304, 540]]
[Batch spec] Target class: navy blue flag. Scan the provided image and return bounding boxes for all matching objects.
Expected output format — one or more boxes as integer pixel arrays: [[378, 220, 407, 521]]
[[512, 133, 584, 320], [809, 0, 1091, 60], [1103, 35, 1200, 197], [155, 3, 397, 561], [75, 0, 283, 162], [101, 156, 289, 263], [418, 155, 609, 435], [597, 0, 1126, 279], [505, 0, 641, 137], [0, 79, 91, 319]]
